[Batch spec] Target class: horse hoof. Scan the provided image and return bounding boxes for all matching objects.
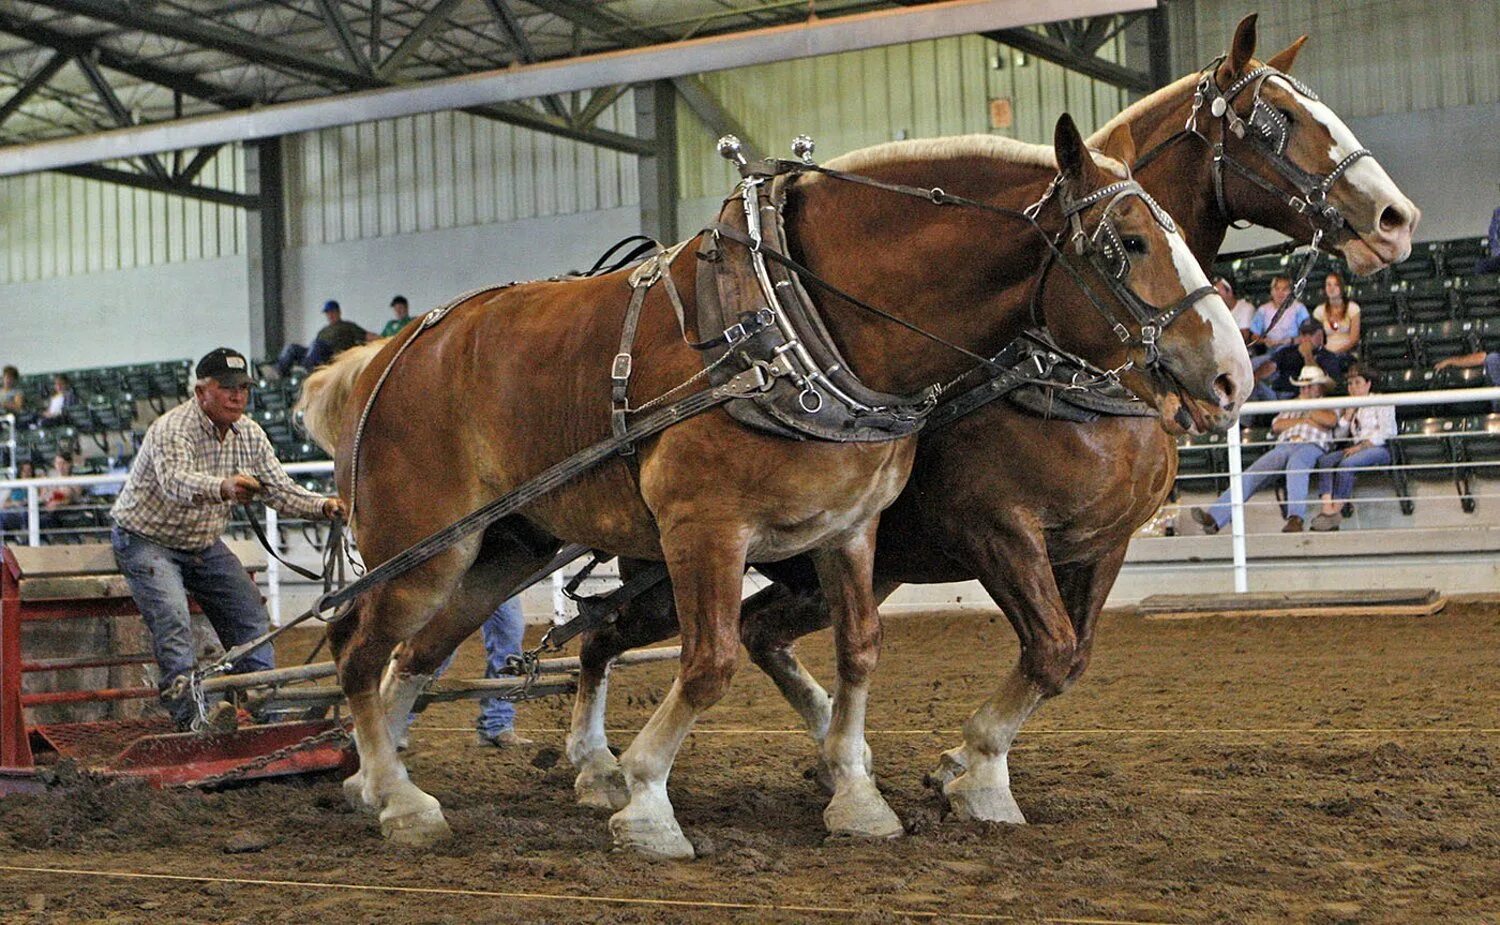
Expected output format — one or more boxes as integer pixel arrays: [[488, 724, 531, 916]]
[[943, 775, 1026, 825], [806, 759, 836, 797], [609, 812, 695, 860], [824, 785, 903, 840], [575, 766, 630, 812], [924, 746, 969, 791], [381, 806, 453, 847]]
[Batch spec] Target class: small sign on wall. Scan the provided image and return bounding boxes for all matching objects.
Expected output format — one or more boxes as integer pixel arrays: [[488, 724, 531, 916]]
[[988, 97, 1014, 130]]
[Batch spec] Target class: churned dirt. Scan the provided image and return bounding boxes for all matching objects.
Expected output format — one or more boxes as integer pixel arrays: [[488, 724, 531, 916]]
[[1, 600, 1497, 924]]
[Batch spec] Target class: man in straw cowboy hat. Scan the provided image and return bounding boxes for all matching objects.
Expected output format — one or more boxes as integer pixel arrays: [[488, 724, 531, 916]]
[[1191, 364, 1339, 534]]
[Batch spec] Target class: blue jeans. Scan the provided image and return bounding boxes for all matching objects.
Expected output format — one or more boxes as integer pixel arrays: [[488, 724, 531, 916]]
[[1316, 446, 1392, 501], [111, 526, 272, 726], [415, 596, 525, 735], [1207, 441, 1326, 526], [1485, 354, 1500, 411]]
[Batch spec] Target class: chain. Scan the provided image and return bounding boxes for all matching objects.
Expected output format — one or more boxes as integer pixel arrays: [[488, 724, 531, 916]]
[[172, 721, 352, 790], [186, 672, 213, 733]]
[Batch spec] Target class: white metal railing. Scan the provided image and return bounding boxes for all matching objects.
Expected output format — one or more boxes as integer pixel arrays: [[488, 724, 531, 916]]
[[3, 389, 1499, 611], [2, 413, 14, 479], [1201, 386, 1500, 593]]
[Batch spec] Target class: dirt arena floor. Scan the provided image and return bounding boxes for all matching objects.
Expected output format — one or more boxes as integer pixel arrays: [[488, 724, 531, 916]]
[[2, 598, 1497, 924]]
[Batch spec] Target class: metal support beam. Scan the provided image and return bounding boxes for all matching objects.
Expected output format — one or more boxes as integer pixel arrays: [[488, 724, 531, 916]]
[[1145, 6, 1171, 90], [313, 0, 374, 75], [483, 0, 569, 120], [177, 144, 222, 183], [245, 138, 286, 359], [54, 163, 257, 208], [985, 21, 1154, 93], [575, 84, 628, 128], [0, 0, 1154, 177], [74, 53, 171, 182], [670, 75, 762, 161], [635, 80, 677, 244], [526, 0, 667, 44], [0, 51, 69, 128], [376, 0, 467, 80]]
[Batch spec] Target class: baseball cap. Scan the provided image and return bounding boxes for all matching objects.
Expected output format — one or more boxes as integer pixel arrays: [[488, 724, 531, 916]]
[[322, 299, 341, 313], [1298, 319, 1322, 335], [196, 347, 253, 387]]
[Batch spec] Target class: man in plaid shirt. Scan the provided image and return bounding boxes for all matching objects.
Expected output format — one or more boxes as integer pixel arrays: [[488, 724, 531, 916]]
[[111, 347, 345, 731], [1191, 365, 1339, 535]]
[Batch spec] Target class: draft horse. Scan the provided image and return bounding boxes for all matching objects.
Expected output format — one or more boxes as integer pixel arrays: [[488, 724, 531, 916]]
[[301, 114, 1248, 858], [563, 14, 1419, 826]]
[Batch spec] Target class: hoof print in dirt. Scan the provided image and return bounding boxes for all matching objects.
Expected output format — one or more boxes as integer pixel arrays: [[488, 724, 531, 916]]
[[530, 747, 562, 770], [223, 830, 273, 854]]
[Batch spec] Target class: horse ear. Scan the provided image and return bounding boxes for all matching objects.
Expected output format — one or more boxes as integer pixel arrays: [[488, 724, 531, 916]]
[[1053, 113, 1101, 189], [1096, 122, 1136, 171], [1216, 14, 1258, 84], [1265, 35, 1308, 73]]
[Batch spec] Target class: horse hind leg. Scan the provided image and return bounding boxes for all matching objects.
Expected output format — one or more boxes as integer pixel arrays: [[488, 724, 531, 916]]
[[608, 525, 749, 860], [568, 560, 677, 812]]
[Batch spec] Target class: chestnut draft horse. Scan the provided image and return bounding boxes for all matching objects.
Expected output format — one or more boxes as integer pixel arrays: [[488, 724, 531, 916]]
[[300, 114, 1248, 857], [564, 15, 1420, 825]]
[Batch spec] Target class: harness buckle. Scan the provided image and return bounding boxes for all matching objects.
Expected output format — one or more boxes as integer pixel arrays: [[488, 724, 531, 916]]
[[1139, 322, 1160, 345], [1112, 322, 1132, 344], [928, 186, 947, 205], [611, 353, 633, 382], [722, 322, 748, 345]]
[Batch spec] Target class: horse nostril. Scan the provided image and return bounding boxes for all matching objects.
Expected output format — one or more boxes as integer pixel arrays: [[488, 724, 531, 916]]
[[1214, 373, 1237, 409], [1379, 204, 1408, 233]]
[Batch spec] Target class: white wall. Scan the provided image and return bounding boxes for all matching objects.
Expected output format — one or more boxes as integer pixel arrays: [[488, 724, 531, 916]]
[[0, 256, 250, 370], [281, 205, 642, 346]]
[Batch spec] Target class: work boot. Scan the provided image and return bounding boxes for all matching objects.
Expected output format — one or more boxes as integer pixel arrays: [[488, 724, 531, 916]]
[[476, 729, 533, 749], [1189, 507, 1220, 535], [204, 700, 240, 734], [1310, 512, 1340, 532], [1282, 515, 1305, 533]]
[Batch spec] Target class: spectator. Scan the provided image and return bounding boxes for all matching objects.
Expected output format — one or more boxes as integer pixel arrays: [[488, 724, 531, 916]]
[[0, 365, 25, 416], [1249, 275, 1310, 350], [1214, 276, 1256, 343], [0, 458, 34, 533], [110, 347, 345, 731], [1311, 363, 1397, 531], [275, 300, 374, 376], [1313, 272, 1361, 358], [475, 597, 533, 748], [1270, 319, 1347, 396], [40, 373, 77, 423], [41, 451, 81, 515], [1435, 349, 1500, 411], [380, 295, 417, 338], [1477, 206, 1500, 275], [1190, 365, 1339, 534]]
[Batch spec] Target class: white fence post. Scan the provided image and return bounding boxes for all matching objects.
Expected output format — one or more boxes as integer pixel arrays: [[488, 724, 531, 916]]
[[265, 505, 281, 626], [25, 485, 40, 547], [1226, 422, 1248, 594], [3, 414, 14, 479]]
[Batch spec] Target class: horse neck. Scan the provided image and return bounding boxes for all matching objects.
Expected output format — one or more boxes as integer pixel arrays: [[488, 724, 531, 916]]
[[1125, 91, 1230, 270], [785, 159, 1055, 396]]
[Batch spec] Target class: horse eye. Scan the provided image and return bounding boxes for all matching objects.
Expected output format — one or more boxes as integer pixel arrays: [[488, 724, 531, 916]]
[[1120, 235, 1148, 256], [1278, 107, 1295, 123]]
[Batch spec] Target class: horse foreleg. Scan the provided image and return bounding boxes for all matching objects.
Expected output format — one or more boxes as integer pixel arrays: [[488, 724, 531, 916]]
[[1053, 545, 1128, 689], [814, 523, 903, 840], [569, 560, 678, 811], [608, 526, 748, 860], [928, 523, 1071, 824]]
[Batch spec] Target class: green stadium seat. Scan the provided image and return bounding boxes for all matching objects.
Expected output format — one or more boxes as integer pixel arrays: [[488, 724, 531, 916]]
[[1417, 319, 1481, 362], [1402, 277, 1456, 323], [1442, 238, 1490, 277], [1459, 274, 1500, 320], [1353, 283, 1403, 326], [1362, 323, 1417, 365]]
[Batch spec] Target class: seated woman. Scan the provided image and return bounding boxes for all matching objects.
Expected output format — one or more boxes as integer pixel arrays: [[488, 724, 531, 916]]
[[1311, 363, 1397, 531], [1313, 272, 1360, 369], [0, 458, 35, 533], [40, 452, 82, 529], [1190, 365, 1339, 534]]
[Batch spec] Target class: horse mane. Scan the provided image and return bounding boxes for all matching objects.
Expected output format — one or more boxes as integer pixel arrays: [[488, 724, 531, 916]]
[[824, 132, 1129, 179], [1086, 71, 1201, 146], [293, 338, 390, 454]]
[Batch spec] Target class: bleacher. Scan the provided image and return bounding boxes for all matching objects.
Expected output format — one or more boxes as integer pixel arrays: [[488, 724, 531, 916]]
[[1180, 235, 1500, 513], [2, 360, 331, 545]]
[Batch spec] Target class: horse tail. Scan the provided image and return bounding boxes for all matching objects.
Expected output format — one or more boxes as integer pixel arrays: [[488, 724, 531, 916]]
[[294, 339, 389, 454]]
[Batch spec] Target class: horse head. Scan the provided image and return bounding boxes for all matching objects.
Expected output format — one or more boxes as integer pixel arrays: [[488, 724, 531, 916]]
[[1199, 14, 1418, 274], [1042, 114, 1250, 435]]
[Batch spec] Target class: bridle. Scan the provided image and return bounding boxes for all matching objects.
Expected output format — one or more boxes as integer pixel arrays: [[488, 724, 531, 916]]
[[1025, 175, 1215, 371], [1132, 58, 1373, 325]]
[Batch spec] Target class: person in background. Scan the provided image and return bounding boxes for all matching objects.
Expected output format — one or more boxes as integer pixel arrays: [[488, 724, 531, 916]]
[[1434, 349, 1500, 411], [304, 301, 373, 369], [1249, 275, 1310, 350], [0, 458, 35, 533], [1314, 272, 1361, 360], [1476, 205, 1500, 275], [1310, 363, 1397, 531], [381, 295, 417, 338], [41, 451, 81, 520], [0, 366, 25, 416], [1214, 276, 1256, 343], [1270, 319, 1347, 396], [1190, 365, 1339, 534], [40, 373, 77, 423]]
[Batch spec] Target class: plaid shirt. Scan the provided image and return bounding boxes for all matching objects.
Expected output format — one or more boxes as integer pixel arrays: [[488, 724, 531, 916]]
[[1273, 411, 1335, 451], [111, 399, 327, 551]]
